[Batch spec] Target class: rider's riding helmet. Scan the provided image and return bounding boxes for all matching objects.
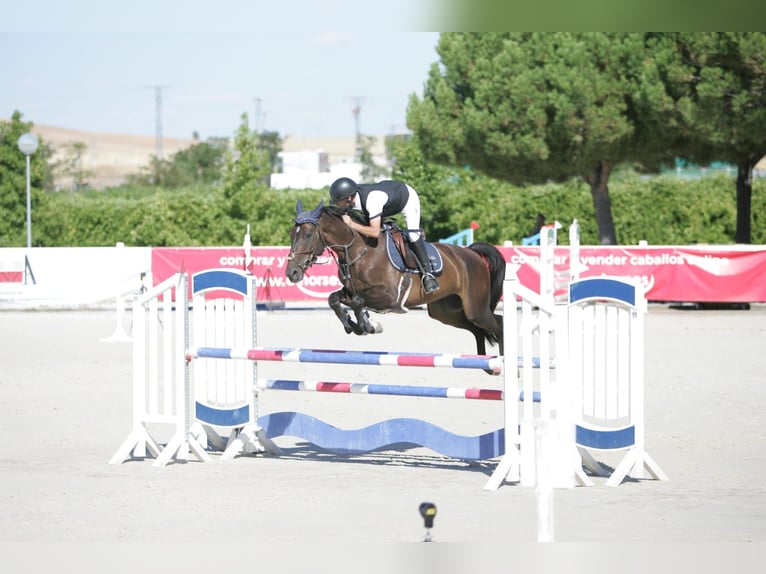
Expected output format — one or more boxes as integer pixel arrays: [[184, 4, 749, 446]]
[[329, 177, 357, 204]]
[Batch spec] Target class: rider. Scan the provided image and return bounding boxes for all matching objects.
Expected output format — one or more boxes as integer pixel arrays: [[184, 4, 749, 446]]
[[329, 177, 439, 294]]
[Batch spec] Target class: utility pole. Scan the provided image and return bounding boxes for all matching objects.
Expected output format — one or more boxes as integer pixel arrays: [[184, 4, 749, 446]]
[[348, 96, 365, 161], [145, 85, 169, 159], [253, 97, 263, 133]]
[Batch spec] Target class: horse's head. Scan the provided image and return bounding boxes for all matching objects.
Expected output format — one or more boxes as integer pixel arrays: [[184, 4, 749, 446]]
[[286, 199, 325, 284]]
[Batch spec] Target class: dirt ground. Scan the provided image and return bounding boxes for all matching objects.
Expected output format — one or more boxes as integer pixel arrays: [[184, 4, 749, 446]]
[[0, 305, 764, 567]]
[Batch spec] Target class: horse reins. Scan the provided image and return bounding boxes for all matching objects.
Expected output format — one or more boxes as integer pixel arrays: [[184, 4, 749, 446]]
[[289, 214, 370, 294], [323, 219, 370, 293]]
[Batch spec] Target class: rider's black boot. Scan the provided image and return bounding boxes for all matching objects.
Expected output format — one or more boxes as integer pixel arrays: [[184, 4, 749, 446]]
[[412, 237, 439, 294]]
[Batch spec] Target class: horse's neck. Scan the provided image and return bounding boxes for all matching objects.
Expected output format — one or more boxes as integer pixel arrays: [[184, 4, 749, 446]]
[[322, 216, 380, 261]]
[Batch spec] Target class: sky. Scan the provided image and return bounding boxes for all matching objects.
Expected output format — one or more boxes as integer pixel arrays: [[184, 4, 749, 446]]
[[1, 1, 440, 140], [6, 1, 742, 142]]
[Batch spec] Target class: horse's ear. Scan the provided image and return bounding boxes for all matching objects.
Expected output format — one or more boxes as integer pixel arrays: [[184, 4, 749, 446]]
[[296, 199, 303, 215], [310, 200, 324, 219]]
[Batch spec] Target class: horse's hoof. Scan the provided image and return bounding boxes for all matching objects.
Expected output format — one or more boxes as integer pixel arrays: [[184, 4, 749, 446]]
[[371, 322, 383, 334]]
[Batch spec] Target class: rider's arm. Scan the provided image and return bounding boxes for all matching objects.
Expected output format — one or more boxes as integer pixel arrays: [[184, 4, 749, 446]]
[[343, 214, 382, 238]]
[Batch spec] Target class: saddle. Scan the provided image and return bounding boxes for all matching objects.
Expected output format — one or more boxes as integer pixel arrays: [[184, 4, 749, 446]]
[[382, 222, 444, 276]]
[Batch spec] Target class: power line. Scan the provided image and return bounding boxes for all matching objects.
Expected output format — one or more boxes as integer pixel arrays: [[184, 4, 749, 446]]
[[145, 85, 170, 159], [253, 97, 263, 133], [348, 96, 365, 161]]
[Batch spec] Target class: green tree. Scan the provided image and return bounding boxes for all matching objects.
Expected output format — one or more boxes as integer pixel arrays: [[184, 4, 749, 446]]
[[407, 33, 689, 244], [359, 135, 389, 182], [170, 137, 228, 186], [55, 141, 94, 191], [219, 113, 273, 244], [127, 137, 228, 188], [668, 33, 766, 243], [126, 155, 172, 187], [0, 111, 51, 246], [257, 130, 284, 173]]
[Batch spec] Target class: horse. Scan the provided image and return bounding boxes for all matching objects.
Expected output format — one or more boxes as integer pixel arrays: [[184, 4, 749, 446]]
[[285, 200, 506, 373]]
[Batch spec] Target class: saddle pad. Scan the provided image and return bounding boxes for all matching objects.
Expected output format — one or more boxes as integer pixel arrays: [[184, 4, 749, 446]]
[[385, 234, 444, 275]]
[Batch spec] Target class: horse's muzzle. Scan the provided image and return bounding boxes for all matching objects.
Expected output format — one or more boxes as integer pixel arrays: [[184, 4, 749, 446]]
[[285, 260, 306, 284]]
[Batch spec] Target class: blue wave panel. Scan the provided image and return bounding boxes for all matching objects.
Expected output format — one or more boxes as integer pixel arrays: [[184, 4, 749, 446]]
[[192, 269, 248, 296], [257, 412, 505, 461], [576, 424, 635, 450], [569, 278, 636, 307], [196, 401, 250, 427]]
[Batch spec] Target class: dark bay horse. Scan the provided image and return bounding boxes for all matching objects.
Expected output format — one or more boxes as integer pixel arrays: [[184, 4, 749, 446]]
[[285, 200, 506, 370]]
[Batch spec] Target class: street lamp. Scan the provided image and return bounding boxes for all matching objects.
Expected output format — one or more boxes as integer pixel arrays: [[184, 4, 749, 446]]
[[17, 132, 39, 248]]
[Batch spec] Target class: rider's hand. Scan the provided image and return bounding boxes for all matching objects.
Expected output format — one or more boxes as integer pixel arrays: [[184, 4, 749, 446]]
[[342, 214, 352, 226]]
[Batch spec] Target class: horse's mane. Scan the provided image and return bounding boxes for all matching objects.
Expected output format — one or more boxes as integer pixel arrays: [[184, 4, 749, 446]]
[[323, 204, 368, 224]]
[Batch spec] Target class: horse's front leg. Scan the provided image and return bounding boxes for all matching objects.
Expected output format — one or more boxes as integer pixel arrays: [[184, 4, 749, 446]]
[[345, 292, 381, 335], [328, 289, 357, 334], [328, 290, 379, 335]]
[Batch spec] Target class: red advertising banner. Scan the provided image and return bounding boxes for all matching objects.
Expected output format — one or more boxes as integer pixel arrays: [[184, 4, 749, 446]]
[[500, 245, 766, 303], [152, 244, 766, 304], [152, 247, 341, 303]]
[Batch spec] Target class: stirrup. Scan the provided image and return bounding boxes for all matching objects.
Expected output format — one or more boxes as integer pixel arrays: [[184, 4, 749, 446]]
[[422, 273, 439, 294]]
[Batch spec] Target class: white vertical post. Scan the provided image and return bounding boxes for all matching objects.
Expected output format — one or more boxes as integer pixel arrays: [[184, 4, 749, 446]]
[[153, 273, 211, 466], [535, 420, 555, 542], [100, 243, 133, 343], [483, 266, 522, 490], [131, 294, 147, 458], [25, 154, 32, 248], [569, 219, 580, 283]]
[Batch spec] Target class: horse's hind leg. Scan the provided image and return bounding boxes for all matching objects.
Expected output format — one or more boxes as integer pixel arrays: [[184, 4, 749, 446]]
[[493, 312, 504, 356], [458, 292, 504, 349], [426, 298, 488, 357], [428, 298, 502, 375]]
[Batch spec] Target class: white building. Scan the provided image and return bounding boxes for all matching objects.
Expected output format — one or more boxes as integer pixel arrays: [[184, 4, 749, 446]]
[[270, 149, 365, 190], [269, 135, 391, 190]]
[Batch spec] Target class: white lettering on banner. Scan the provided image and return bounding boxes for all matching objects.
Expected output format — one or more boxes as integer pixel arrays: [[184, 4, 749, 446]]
[[219, 256, 243, 266], [219, 255, 276, 266], [625, 274, 655, 292], [704, 254, 729, 266], [580, 254, 628, 266], [509, 253, 569, 266], [253, 275, 289, 288], [629, 253, 686, 266], [681, 253, 731, 274], [295, 274, 343, 298]]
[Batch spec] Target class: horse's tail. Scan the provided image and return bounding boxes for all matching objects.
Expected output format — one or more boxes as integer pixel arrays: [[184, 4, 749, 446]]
[[468, 242, 506, 312]]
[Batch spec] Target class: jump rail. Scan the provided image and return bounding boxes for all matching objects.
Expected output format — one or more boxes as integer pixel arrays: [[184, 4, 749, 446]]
[[188, 346, 504, 372]]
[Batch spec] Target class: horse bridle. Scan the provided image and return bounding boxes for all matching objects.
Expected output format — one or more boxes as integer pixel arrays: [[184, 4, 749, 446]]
[[287, 221, 324, 272], [288, 212, 370, 286]]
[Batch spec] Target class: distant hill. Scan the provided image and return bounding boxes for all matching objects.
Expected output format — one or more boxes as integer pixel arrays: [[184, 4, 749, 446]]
[[21, 122, 386, 190], [27, 124, 196, 189]]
